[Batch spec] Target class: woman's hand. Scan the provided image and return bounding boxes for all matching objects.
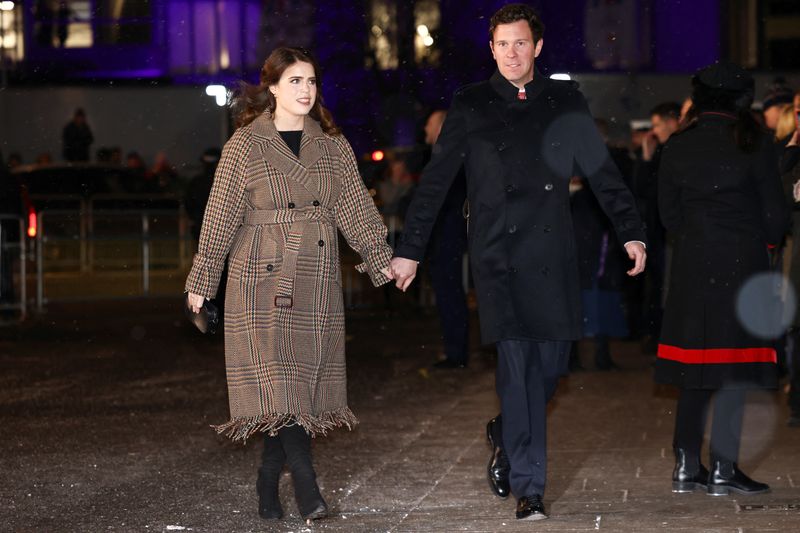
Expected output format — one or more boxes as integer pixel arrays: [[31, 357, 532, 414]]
[[187, 292, 205, 313], [380, 267, 394, 281]]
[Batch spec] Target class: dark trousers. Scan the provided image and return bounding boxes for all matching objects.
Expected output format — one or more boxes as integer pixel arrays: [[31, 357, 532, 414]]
[[429, 211, 468, 363], [495, 339, 570, 497], [673, 388, 745, 464]]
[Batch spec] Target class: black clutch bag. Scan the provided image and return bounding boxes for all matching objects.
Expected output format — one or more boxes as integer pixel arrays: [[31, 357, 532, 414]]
[[184, 293, 219, 334]]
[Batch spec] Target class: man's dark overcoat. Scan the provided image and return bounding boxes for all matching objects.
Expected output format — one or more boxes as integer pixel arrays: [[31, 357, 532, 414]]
[[654, 114, 789, 389], [395, 71, 646, 343]]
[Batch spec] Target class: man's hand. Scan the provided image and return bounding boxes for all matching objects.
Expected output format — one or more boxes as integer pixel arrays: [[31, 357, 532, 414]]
[[642, 132, 658, 161], [389, 257, 418, 292], [380, 267, 394, 281], [624, 242, 647, 276], [187, 292, 205, 313]]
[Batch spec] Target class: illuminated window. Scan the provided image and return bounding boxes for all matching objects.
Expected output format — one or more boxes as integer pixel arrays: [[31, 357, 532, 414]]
[[0, 0, 23, 62], [368, 0, 398, 70], [414, 0, 440, 67]]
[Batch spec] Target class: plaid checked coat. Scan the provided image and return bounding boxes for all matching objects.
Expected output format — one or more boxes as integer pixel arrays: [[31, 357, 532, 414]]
[[185, 113, 393, 442]]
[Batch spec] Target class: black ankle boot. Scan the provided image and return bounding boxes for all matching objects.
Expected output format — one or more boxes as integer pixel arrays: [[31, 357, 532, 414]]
[[707, 460, 770, 496], [279, 425, 328, 522], [256, 434, 285, 519], [672, 448, 709, 493]]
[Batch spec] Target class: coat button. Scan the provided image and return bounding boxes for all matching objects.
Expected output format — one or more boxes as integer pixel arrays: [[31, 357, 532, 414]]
[[318, 240, 325, 247], [544, 183, 553, 191], [541, 267, 550, 276], [508, 225, 517, 234], [313, 200, 320, 206], [509, 267, 518, 274], [266, 264, 274, 272], [288, 202, 295, 209], [543, 225, 551, 233], [505, 185, 515, 193]]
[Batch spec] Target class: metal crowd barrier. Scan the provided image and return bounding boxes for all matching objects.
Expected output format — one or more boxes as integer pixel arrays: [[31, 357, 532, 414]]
[[19, 195, 462, 313], [0, 214, 26, 321]]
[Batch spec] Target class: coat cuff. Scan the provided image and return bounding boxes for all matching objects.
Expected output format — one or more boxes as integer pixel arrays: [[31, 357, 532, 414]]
[[184, 253, 224, 299], [355, 243, 393, 287]]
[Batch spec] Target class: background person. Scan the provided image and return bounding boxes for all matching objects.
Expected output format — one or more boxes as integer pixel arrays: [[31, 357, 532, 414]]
[[185, 47, 393, 523], [423, 110, 469, 369], [655, 62, 789, 496], [62, 108, 94, 163]]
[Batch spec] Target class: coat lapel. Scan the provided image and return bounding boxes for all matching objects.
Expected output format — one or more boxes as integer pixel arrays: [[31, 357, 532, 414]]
[[251, 112, 325, 200]]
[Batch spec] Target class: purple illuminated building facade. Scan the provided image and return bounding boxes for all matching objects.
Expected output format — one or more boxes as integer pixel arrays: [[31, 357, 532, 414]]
[[2, 1, 798, 155]]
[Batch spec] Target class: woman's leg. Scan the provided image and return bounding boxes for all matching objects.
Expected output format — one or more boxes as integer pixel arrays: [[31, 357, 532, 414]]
[[256, 433, 285, 519], [278, 424, 328, 521]]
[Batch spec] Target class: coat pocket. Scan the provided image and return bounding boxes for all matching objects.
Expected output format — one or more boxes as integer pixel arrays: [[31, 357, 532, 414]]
[[229, 227, 285, 282]]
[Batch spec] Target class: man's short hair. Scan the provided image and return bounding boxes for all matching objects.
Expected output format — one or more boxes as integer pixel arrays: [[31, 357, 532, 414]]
[[650, 102, 681, 121], [489, 3, 544, 43]]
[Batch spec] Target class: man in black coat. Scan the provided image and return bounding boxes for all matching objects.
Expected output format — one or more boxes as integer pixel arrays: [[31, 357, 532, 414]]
[[390, 4, 646, 521]]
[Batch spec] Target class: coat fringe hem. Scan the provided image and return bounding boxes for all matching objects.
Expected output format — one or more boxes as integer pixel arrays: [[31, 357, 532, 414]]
[[211, 407, 358, 443]]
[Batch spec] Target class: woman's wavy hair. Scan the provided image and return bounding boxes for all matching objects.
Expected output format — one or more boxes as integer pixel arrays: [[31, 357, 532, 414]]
[[681, 75, 761, 153], [230, 47, 341, 135]]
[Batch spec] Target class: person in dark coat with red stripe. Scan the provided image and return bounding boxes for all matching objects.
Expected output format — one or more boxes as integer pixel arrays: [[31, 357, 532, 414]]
[[655, 62, 790, 496]]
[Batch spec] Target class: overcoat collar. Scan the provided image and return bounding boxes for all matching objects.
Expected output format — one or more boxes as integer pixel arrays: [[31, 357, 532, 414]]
[[250, 112, 326, 198], [490, 67, 547, 103]]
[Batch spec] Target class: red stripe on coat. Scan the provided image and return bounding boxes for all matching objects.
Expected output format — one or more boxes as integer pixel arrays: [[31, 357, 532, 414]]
[[657, 344, 777, 364]]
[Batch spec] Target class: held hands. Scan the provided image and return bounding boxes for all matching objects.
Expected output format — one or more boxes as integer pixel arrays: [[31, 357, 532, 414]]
[[389, 257, 418, 292], [624, 241, 647, 276], [187, 292, 205, 313]]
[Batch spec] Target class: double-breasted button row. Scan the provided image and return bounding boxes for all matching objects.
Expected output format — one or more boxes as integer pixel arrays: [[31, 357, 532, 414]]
[[288, 200, 321, 208]]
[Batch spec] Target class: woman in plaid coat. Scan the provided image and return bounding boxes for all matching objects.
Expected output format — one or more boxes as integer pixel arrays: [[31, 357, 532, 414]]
[[186, 48, 393, 522]]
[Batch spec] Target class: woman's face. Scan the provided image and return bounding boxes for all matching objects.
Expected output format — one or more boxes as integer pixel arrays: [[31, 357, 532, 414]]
[[270, 61, 317, 122]]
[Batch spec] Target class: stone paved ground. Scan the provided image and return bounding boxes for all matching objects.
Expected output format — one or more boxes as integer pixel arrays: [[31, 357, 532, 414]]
[[1, 298, 799, 533]]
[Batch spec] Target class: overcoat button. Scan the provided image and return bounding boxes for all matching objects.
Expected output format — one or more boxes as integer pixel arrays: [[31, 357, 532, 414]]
[[318, 240, 325, 247], [544, 183, 553, 191], [288, 202, 295, 209], [541, 267, 550, 276], [544, 225, 551, 233], [312, 200, 320, 206], [508, 225, 517, 234], [266, 264, 274, 272], [505, 185, 515, 193]]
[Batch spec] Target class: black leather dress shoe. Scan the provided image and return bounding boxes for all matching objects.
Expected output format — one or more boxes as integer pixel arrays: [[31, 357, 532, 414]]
[[707, 461, 770, 496], [516, 494, 547, 520], [672, 448, 709, 493], [486, 417, 510, 499]]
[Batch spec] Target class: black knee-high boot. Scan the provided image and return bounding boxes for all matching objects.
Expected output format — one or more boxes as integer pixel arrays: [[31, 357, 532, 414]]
[[278, 425, 328, 521], [257, 434, 285, 519]]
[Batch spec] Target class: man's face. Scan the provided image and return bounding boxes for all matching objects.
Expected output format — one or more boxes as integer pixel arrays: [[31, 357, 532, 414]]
[[651, 114, 679, 144], [490, 20, 542, 88], [764, 105, 784, 131]]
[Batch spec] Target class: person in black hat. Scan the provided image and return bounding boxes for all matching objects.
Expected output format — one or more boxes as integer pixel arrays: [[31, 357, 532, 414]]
[[655, 61, 789, 496], [762, 78, 795, 132]]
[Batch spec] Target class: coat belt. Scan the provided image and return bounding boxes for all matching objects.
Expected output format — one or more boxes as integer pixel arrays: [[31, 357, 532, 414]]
[[242, 207, 336, 308]]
